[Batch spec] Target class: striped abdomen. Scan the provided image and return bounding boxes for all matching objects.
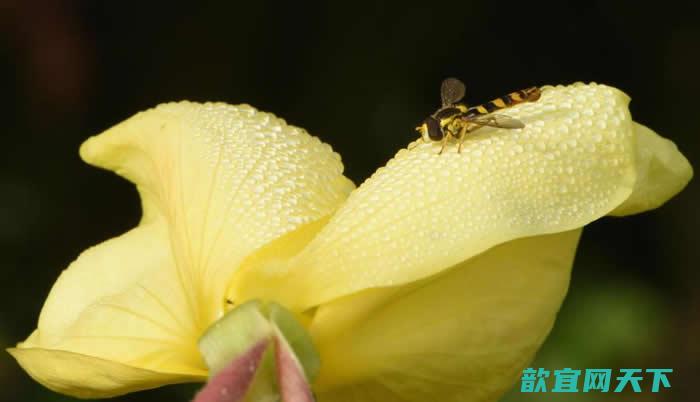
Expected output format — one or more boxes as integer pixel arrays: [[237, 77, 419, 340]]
[[465, 87, 541, 117]]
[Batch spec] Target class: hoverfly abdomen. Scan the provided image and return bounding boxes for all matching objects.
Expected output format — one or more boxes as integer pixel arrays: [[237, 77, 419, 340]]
[[470, 86, 542, 117], [509, 87, 541, 103]]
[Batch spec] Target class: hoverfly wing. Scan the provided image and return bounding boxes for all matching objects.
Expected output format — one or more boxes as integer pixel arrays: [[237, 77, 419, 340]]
[[440, 78, 466, 107], [468, 114, 525, 129]]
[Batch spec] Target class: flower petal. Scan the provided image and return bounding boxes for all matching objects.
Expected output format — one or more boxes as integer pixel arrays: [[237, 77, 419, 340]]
[[13, 103, 354, 397], [7, 346, 197, 399], [311, 229, 581, 402], [80, 102, 354, 323], [235, 83, 647, 308], [611, 122, 693, 216], [11, 205, 208, 398]]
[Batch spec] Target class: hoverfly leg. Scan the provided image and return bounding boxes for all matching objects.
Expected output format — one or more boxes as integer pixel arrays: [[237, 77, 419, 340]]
[[437, 135, 449, 155], [456, 123, 470, 154]]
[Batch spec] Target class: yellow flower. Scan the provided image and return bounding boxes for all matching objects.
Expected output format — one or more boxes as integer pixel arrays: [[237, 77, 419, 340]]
[[8, 83, 692, 401]]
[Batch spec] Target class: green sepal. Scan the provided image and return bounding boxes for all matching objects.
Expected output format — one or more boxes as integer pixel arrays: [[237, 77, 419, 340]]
[[197, 299, 320, 383], [198, 300, 272, 375]]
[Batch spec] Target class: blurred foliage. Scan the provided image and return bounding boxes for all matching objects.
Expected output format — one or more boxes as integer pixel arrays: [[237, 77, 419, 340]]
[[0, 1, 698, 402]]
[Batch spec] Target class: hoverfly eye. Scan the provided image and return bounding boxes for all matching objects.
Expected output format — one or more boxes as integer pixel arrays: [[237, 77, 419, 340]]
[[426, 117, 443, 141]]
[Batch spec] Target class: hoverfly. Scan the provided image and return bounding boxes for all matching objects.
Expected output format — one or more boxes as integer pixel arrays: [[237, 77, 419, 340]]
[[414, 78, 541, 154]]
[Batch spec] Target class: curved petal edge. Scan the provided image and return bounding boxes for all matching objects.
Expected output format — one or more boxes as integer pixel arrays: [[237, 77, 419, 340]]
[[611, 122, 692, 216], [7, 347, 205, 398]]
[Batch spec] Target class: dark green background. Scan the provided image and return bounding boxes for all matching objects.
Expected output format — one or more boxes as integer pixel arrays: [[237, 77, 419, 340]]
[[1, 1, 698, 401]]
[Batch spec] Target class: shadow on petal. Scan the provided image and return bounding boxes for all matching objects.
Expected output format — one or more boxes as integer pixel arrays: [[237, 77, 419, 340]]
[[311, 229, 581, 402]]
